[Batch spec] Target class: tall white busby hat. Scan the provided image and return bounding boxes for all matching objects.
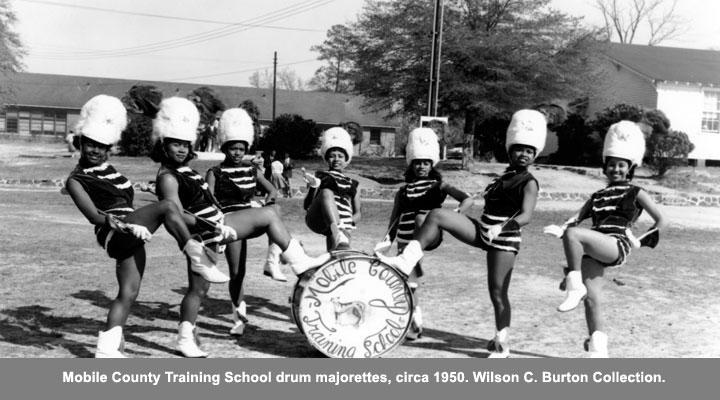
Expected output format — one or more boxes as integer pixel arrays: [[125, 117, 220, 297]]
[[505, 109, 547, 155], [320, 127, 354, 163], [152, 97, 200, 144], [603, 120, 646, 166], [406, 127, 440, 165], [75, 95, 127, 146], [218, 108, 254, 149]]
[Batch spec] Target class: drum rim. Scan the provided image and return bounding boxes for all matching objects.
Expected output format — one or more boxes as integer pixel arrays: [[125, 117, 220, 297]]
[[291, 252, 415, 358]]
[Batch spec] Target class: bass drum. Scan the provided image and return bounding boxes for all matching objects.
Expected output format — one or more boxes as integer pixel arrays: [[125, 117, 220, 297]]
[[291, 250, 414, 358]]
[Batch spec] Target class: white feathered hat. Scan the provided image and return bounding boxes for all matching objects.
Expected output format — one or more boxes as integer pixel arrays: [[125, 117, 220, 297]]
[[505, 109, 547, 155], [75, 95, 127, 146], [406, 127, 440, 165], [603, 120, 646, 166], [152, 97, 200, 144], [320, 127, 354, 163], [218, 108, 254, 149]]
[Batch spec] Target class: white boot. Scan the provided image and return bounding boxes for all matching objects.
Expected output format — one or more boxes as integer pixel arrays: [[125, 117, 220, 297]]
[[183, 239, 230, 284], [95, 326, 126, 358], [487, 327, 510, 358], [375, 240, 423, 277], [558, 271, 587, 312], [262, 243, 287, 282], [333, 226, 350, 250], [281, 239, 331, 275], [176, 321, 208, 358], [229, 301, 248, 336], [587, 331, 608, 358]]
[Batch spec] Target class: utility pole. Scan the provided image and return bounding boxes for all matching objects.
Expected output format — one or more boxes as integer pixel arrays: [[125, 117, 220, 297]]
[[272, 51, 277, 121], [426, 0, 444, 117]]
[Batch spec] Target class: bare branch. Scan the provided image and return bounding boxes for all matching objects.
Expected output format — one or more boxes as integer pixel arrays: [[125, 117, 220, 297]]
[[594, 0, 682, 45]]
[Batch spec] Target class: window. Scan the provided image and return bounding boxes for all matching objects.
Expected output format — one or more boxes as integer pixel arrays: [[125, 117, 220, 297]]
[[702, 91, 720, 133], [370, 129, 381, 145], [5, 110, 18, 133], [31, 112, 43, 134]]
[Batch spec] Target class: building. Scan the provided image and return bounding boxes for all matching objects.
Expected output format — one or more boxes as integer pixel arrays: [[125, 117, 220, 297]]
[[0, 72, 400, 156], [591, 43, 720, 164]]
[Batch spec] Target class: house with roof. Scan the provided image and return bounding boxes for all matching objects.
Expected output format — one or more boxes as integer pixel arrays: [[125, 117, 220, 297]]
[[0, 72, 401, 156], [592, 43, 720, 165]]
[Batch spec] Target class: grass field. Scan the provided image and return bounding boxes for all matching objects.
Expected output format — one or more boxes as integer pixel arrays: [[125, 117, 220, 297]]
[[1, 188, 718, 358]]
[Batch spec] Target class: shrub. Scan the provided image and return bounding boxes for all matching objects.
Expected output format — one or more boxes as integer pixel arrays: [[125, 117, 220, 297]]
[[474, 113, 511, 162], [118, 116, 154, 156], [260, 114, 320, 159], [118, 85, 162, 156], [645, 129, 695, 177]]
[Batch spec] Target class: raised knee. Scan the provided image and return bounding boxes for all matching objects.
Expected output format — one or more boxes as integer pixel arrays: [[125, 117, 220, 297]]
[[159, 199, 180, 214], [563, 226, 580, 242]]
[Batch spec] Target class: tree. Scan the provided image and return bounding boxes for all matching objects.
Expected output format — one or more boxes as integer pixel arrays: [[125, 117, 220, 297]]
[[645, 129, 693, 177], [0, 0, 25, 100], [340, 121, 363, 144], [314, 0, 603, 159], [260, 114, 320, 159], [277, 68, 306, 91], [189, 86, 225, 126], [239, 99, 261, 150], [310, 24, 356, 93], [594, 0, 684, 45], [641, 109, 693, 177], [119, 85, 163, 156], [248, 68, 306, 90]]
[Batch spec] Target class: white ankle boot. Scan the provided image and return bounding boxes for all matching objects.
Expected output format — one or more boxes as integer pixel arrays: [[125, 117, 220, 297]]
[[487, 327, 510, 358], [333, 227, 350, 250], [281, 239, 331, 275], [183, 239, 230, 284], [262, 243, 287, 282], [177, 321, 208, 358], [375, 240, 423, 277], [229, 301, 248, 336], [587, 331, 608, 358], [558, 271, 587, 312], [96, 326, 126, 358]]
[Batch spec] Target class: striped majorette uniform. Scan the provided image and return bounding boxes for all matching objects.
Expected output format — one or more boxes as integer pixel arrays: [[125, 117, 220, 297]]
[[314, 170, 359, 231], [66, 162, 135, 257], [586, 182, 644, 267], [477, 167, 538, 253], [208, 162, 257, 213], [156, 166, 224, 251], [395, 179, 447, 248]]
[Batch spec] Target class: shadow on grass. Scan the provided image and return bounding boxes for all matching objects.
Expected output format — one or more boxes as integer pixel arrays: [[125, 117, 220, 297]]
[[71, 288, 318, 358], [402, 327, 553, 358], [199, 291, 322, 358], [0, 303, 175, 357]]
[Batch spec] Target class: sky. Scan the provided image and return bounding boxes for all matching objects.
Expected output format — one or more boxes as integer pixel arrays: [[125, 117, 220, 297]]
[[9, 0, 720, 88]]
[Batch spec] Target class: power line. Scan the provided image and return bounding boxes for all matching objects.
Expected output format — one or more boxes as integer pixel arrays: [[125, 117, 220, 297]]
[[28, 0, 331, 58], [25, 0, 336, 60], [169, 59, 318, 82], [17, 0, 324, 31]]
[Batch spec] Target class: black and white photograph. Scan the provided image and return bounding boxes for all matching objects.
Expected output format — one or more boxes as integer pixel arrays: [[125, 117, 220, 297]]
[[1, 0, 719, 367]]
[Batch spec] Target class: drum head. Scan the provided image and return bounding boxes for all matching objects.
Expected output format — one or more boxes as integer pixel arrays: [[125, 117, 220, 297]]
[[292, 253, 413, 358]]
